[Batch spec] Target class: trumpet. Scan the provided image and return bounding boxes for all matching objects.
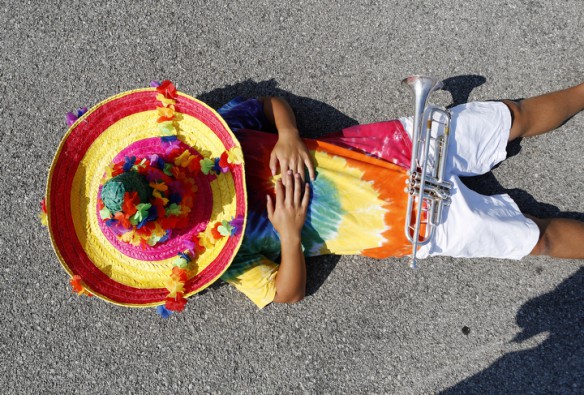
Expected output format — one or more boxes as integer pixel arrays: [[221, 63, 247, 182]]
[[402, 75, 452, 268]]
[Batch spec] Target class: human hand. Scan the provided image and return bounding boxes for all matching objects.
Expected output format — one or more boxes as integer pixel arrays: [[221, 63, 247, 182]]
[[266, 170, 310, 240], [270, 131, 315, 185]]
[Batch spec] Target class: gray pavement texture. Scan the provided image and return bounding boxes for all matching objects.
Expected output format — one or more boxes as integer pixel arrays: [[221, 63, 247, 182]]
[[1, 0, 583, 394]]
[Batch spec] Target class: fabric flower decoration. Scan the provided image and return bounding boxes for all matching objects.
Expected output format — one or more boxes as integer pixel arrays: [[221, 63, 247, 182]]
[[158, 121, 176, 136], [229, 216, 244, 236], [171, 266, 188, 282], [165, 293, 187, 312], [200, 158, 216, 175], [218, 220, 234, 237], [157, 106, 175, 123], [70, 275, 93, 297], [66, 107, 88, 127], [165, 277, 185, 298], [156, 305, 173, 318], [39, 198, 48, 226], [156, 93, 176, 107], [214, 157, 229, 174], [227, 147, 244, 165], [156, 80, 178, 99]]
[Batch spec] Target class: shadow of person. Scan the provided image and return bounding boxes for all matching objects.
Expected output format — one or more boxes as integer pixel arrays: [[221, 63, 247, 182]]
[[442, 75, 487, 109], [441, 268, 584, 394], [461, 171, 584, 222], [197, 78, 359, 138], [439, 79, 584, 392]]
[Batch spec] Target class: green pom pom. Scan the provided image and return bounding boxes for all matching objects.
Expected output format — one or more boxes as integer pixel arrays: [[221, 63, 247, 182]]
[[101, 172, 152, 213]]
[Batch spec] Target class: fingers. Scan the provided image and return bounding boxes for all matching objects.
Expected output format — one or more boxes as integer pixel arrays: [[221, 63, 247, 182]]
[[304, 156, 316, 182], [274, 158, 292, 185], [269, 172, 310, 235], [270, 146, 315, 184], [269, 153, 277, 177], [274, 178, 284, 208], [284, 171, 293, 204], [266, 194, 274, 220], [270, 154, 291, 182], [296, 161, 305, 183], [280, 159, 289, 176], [301, 182, 310, 209], [293, 172, 302, 206], [281, 159, 296, 185], [275, 171, 307, 207]]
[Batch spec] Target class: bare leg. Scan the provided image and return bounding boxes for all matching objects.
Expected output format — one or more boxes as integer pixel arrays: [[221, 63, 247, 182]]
[[504, 82, 584, 259], [504, 82, 584, 141], [529, 217, 584, 259]]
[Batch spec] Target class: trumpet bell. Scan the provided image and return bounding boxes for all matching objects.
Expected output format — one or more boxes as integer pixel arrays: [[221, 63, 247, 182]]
[[401, 75, 443, 98]]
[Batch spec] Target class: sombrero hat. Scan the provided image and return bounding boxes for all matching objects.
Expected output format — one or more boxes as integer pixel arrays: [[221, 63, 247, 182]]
[[44, 81, 246, 312]]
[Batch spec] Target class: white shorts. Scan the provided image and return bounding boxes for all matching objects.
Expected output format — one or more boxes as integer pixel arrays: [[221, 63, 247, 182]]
[[400, 101, 540, 260]]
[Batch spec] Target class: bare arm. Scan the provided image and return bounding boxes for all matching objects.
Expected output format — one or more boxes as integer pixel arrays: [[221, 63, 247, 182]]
[[267, 170, 310, 303], [259, 96, 315, 183], [260, 97, 313, 303]]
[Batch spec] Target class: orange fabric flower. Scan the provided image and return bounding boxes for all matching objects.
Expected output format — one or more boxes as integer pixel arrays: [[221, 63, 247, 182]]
[[70, 275, 92, 296], [211, 223, 223, 240], [70, 275, 84, 294], [149, 181, 168, 192], [171, 266, 188, 283], [114, 212, 131, 228], [157, 106, 175, 120]]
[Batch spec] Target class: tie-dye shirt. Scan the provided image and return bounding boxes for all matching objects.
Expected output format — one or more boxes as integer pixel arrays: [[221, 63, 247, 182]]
[[218, 98, 413, 308]]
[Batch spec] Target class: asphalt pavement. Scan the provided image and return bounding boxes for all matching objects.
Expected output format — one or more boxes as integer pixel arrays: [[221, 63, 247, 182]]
[[1, 1, 583, 394]]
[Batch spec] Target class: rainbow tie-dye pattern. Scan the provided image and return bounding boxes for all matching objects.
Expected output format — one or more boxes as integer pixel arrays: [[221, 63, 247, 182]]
[[218, 99, 412, 308]]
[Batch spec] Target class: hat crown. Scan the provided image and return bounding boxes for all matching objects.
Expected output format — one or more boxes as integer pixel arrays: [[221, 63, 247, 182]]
[[101, 171, 151, 213]]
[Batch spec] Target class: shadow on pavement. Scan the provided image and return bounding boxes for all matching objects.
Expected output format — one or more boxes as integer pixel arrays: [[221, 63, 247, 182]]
[[442, 75, 487, 109], [442, 267, 584, 394], [442, 80, 584, 393], [462, 171, 584, 222], [197, 78, 359, 138], [305, 255, 340, 297]]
